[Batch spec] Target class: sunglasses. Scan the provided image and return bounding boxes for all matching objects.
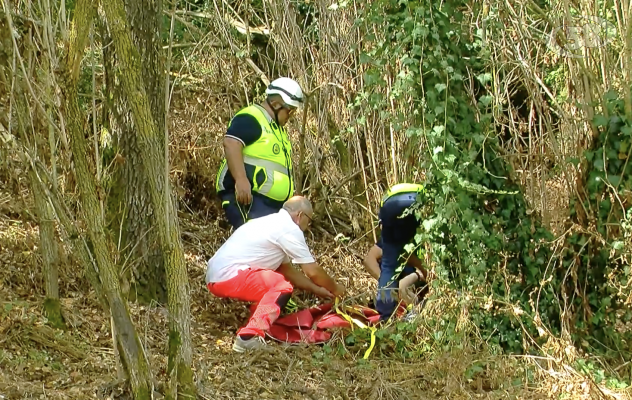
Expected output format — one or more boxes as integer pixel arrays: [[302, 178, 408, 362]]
[[300, 212, 312, 225], [283, 105, 297, 115]]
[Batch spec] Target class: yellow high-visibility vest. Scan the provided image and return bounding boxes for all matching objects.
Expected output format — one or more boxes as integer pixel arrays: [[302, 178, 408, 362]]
[[216, 105, 294, 203]]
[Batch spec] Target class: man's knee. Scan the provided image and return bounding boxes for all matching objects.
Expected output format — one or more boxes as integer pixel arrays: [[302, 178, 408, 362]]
[[265, 271, 293, 293]]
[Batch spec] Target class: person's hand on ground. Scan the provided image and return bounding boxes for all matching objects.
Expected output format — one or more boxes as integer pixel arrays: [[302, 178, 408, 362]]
[[235, 178, 252, 204], [313, 286, 334, 299]]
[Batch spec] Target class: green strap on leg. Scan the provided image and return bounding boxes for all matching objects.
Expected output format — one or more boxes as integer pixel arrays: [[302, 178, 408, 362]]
[[237, 201, 252, 224]]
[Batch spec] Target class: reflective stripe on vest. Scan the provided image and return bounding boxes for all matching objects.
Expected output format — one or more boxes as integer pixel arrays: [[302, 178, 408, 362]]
[[381, 183, 424, 206], [216, 105, 293, 202]]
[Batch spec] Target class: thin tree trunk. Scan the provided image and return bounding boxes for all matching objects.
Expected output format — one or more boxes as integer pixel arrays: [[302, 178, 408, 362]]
[[30, 159, 108, 310], [62, 0, 153, 398], [102, 0, 195, 397], [29, 168, 65, 329], [3, 9, 65, 330]]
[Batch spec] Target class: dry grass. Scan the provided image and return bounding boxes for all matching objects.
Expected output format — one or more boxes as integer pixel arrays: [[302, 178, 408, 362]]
[[1, 184, 631, 400]]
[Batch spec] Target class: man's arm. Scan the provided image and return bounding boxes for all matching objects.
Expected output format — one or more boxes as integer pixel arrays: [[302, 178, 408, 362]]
[[299, 262, 344, 297], [223, 137, 248, 182], [277, 232, 345, 297], [277, 263, 333, 298], [362, 245, 382, 280], [407, 252, 429, 280], [222, 115, 262, 204]]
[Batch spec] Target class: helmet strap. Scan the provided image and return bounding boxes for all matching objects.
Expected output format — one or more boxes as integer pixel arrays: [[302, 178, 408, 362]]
[[266, 98, 282, 125]]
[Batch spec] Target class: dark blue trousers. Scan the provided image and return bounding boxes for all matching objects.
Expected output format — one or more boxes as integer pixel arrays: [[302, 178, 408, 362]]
[[375, 192, 420, 320], [219, 192, 280, 230]]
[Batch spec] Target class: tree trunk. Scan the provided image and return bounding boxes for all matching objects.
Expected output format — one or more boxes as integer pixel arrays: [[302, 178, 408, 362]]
[[30, 159, 108, 310], [29, 168, 65, 329], [62, 0, 153, 398], [102, 0, 195, 397], [3, 12, 66, 330], [106, 0, 167, 305]]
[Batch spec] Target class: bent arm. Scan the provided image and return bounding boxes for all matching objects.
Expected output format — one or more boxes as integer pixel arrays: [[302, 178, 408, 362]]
[[223, 137, 248, 182], [362, 245, 382, 280], [407, 252, 428, 280], [299, 262, 338, 294], [277, 263, 323, 293]]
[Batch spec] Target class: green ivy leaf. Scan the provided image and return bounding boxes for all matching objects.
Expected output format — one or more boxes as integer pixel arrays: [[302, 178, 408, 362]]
[[478, 95, 492, 107], [593, 115, 608, 127], [476, 72, 492, 85]]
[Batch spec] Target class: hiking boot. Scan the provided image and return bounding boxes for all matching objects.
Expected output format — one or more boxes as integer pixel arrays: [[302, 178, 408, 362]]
[[233, 335, 267, 353]]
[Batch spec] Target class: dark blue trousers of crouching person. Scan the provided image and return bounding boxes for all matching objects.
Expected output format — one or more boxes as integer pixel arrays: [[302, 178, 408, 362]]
[[219, 191, 280, 230], [375, 191, 421, 321]]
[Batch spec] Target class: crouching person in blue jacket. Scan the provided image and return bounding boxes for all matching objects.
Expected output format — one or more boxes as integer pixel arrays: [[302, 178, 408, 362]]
[[362, 183, 432, 321]]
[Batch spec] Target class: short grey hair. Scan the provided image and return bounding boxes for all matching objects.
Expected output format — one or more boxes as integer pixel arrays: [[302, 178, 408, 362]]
[[282, 197, 313, 214]]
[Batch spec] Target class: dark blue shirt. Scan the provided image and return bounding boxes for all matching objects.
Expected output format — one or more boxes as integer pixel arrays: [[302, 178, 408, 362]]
[[225, 114, 262, 146]]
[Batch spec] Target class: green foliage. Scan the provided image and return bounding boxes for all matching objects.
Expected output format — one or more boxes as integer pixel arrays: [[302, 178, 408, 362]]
[[575, 358, 629, 389], [353, 0, 556, 354], [563, 90, 632, 355], [352, 0, 632, 360]]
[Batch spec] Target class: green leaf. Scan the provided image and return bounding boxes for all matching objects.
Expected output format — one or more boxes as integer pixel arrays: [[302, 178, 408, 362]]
[[621, 125, 632, 136], [476, 73, 492, 85], [433, 125, 445, 134], [359, 52, 373, 64], [593, 115, 608, 127], [604, 90, 619, 101], [479, 95, 492, 107], [612, 241, 624, 251], [567, 157, 580, 166], [606, 174, 621, 186], [435, 83, 447, 93], [406, 127, 423, 137]]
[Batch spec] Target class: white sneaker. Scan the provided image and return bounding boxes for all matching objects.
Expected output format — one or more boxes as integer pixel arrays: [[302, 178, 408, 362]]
[[232, 335, 267, 353]]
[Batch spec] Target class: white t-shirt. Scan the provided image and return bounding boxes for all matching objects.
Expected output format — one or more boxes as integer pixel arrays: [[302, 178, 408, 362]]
[[205, 209, 315, 283]]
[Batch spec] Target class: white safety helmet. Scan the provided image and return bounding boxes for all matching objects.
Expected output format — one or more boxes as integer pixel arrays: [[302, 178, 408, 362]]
[[265, 77, 304, 108]]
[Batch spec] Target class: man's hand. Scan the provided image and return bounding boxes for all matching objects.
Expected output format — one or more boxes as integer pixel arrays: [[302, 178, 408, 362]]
[[399, 272, 419, 305], [312, 286, 334, 299], [235, 178, 252, 204], [332, 283, 346, 298]]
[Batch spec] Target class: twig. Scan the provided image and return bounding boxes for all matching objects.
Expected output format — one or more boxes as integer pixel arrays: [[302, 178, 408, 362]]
[[297, 95, 311, 194]]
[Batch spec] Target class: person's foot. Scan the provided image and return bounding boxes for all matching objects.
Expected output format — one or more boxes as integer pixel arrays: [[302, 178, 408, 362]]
[[233, 335, 267, 353]]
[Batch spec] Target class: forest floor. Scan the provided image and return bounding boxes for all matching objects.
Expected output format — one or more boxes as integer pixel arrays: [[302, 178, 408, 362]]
[[0, 187, 630, 400]]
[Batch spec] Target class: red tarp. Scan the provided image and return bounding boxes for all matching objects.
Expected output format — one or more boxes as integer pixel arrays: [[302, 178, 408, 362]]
[[264, 303, 406, 344]]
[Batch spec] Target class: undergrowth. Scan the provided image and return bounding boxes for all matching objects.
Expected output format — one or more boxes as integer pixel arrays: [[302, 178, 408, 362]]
[[351, 0, 632, 368]]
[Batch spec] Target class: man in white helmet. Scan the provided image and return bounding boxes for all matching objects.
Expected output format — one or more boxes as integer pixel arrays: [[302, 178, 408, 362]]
[[216, 77, 304, 229]]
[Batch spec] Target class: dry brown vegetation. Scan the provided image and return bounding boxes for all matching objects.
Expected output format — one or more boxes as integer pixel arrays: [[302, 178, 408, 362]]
[[2, 0, 632, 397], [1, 185, 630, 400]]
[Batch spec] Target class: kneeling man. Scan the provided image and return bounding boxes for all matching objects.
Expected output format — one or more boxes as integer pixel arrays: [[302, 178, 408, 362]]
[[205, 196, 346, 352]]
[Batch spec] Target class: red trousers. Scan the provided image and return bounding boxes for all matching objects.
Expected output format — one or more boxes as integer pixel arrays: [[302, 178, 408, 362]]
[[206, 268, 293, 338]]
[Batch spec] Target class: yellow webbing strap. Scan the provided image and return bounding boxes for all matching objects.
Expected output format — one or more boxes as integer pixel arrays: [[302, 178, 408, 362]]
[[334, 298, 377, 360]]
